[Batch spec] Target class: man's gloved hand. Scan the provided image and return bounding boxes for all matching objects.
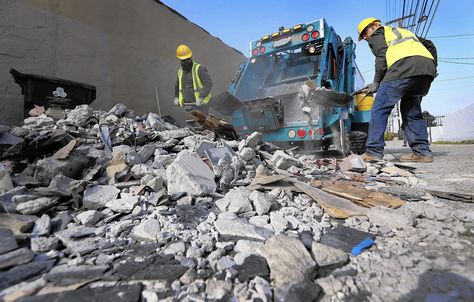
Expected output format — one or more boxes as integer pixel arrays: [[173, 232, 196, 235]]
[[364, 82, 380, 93], [195, 97, 203, 107], [173, 97, 179, 106]]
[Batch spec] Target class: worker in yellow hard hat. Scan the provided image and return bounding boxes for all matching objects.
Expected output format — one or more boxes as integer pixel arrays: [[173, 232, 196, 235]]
[[357, 17, 438, 163], [174, 44, 213, 112]]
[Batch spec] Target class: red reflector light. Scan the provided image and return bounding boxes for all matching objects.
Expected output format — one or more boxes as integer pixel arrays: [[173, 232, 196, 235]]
[[297, 128, 306, 138], [302, 33, 310, 41], [311, 31, 320, 39], [318, 128, 324, 135], [308, 129, 313, 137], [252, 49, 258, 56], [259, 46, 266, 54]]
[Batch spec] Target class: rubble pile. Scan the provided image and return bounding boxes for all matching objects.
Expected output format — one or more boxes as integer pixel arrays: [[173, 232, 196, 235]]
[[0, 104, 473, 302]]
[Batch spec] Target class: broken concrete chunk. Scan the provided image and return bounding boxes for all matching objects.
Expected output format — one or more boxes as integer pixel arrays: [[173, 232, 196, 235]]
[[131, 218, 161, 242], [106, 195, 139, 213], [262, 234, 318, 302], [76, 210, 103, 226], [249, 191, 273, 215], [367, 206, 416, 229], [340, 154, 367, 173], [82, 185, 120, 210], [0, 228, 18, 255], [205, 279, 233, 300], [167, 152, 216, 196], [239, 147, 255, 162], [311, 242, 349, 267], [243, 132, 263, 150], [270, 150, 301, 170], [0, 247, 34, 270], [270, 212, 289, 234], [226, 187, 253, 214], [23, 115, 55, 127], [214, 215, 273, 242], [65, 105, 93, 126], [16, 197, 59, 215], [157, 128, 193, 141], [33, 214, 51, 236], [31, 236, 59, 253]]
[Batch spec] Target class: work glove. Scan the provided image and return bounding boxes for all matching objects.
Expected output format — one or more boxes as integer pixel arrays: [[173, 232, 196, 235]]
[[173, 97, 179, 106], [195, 97, 203, 107], [364, 82, 379, 93]]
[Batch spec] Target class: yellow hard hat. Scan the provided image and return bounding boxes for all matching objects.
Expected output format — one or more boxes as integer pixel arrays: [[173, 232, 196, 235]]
[[176, 44, 192, 60], [357, 18, 381, 41]]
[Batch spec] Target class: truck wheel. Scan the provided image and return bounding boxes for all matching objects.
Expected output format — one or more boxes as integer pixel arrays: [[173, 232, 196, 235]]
[[321, 141, 330, 151]]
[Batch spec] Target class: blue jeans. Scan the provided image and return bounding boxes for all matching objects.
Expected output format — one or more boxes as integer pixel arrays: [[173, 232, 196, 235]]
[[366, 76, 433, 158]]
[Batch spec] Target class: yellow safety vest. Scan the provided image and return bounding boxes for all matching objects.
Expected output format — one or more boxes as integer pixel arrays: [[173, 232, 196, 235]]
[[177, 62, 212, 106], [383, 26, 434, 69]]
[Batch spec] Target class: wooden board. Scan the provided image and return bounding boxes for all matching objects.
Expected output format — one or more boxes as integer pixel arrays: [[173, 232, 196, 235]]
[[290, 180, 368, 219]]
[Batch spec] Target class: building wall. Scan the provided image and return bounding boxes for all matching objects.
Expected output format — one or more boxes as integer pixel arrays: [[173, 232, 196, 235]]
[[440, 104, 474, 141], [0, 0, 246, 125]]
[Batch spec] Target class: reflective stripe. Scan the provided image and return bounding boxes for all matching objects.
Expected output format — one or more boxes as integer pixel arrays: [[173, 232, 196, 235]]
[[388, 27, 419, 46]]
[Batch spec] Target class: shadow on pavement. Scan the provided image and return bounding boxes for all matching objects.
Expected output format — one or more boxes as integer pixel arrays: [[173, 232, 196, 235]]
[[397, 270, 474, 302]]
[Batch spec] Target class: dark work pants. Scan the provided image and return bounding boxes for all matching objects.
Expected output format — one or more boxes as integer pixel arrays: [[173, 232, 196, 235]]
[[366, 75, 433, 158]]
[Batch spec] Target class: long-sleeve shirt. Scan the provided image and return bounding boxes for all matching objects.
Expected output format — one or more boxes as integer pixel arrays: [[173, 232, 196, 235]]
[[174, 64, 213, 102], [367, 27, 437, 83]]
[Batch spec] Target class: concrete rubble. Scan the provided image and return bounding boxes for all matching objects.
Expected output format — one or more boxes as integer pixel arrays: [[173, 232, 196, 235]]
[[0, 103, 472, 302]]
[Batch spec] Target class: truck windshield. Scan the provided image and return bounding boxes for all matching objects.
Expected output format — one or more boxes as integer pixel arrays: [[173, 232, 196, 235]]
[[234, 50, 321, 101]]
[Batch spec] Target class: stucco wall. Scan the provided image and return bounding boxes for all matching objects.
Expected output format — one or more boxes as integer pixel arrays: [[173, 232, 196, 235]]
[[0, 0, 246, 125]]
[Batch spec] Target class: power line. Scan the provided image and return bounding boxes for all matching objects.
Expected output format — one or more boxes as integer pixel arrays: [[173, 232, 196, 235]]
[[427, 33, 474, 38], [438, 57, 474, 60], [423, 0, 440, 37], [439, 60, 474, 65], [436, 75, 474, 81]]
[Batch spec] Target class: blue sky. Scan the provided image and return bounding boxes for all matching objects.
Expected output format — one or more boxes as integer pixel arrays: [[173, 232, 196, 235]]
[[162, 0, 474, 116]]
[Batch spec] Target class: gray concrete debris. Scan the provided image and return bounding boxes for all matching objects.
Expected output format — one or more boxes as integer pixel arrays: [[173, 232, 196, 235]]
[[311, 242, 349, 267], [16, 197, 59, 215], [206, 279, 232, 300], [249, 191, 273, 216], [239, 147, 256, 162], [262, 234, 319, 302], [65, 105, 93, 126], [82, 185, 120, 210], [367, 206, 417, 229], [214, 214, 274, 242], [105, 195, 139, 213], [1, 101, 472, 301], [167, 152, 216, 196], [33, 214, 51, 236], [0, 228, 18, 255], [76, 210, 104, 226], [226, 187, 253, 214], [339, 154, 367, 173], [270, 150, 302, 170], [0, 247, 34, 270], [30, 236, 59, 253], [131, 218, 161, 242]]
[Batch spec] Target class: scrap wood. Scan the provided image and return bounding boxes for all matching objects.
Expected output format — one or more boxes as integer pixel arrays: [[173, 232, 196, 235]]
[[290, 179, 368, 219], [53, 139, 77, 159], [426, 189, 473, 203], [248, 174, 301, 192], [322, 183, 406, 209]]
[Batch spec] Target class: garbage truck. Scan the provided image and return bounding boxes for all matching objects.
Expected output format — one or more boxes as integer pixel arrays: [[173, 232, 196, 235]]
[[219, 18, 373, 154]]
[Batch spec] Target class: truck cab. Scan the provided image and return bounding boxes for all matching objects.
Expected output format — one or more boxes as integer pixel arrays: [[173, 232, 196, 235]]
[[227, 18, 370, 153]]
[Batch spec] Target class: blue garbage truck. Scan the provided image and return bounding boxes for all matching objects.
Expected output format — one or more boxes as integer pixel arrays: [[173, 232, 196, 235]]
[[224, 18, 372, 154]]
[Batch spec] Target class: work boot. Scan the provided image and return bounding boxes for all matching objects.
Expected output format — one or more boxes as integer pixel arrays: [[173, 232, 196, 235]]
[[399, 153, 433, 163], [360, 153, 383, 163]]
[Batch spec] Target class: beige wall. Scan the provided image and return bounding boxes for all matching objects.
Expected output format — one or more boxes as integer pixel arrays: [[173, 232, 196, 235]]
[[0, 0, 246, 125]]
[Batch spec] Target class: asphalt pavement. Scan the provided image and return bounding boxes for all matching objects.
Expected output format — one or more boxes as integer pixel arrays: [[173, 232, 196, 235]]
[[385, 140, 474, 195]]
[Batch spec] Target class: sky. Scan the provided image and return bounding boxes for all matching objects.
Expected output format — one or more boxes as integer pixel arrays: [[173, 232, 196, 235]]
[[162, 0, 474, 116]]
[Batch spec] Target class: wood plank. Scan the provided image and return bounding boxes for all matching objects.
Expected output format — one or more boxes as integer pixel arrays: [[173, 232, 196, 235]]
[[290, 180, 368, 219]]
